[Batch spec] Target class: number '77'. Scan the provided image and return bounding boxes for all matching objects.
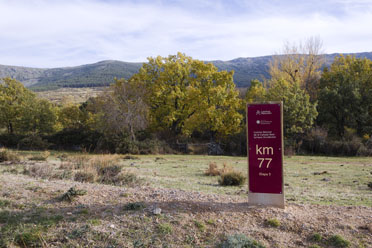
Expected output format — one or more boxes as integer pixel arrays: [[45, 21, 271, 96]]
[[258, 158, 272, 168]]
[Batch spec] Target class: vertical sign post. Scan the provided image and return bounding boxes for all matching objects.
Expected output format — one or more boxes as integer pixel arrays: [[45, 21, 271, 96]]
[[247, 102, 284, 208]]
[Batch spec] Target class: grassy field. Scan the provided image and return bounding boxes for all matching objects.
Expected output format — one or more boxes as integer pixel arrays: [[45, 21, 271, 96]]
[[112, 154, 372, 206], [4, 151, 372, 207], [0, 150, 371, 247]]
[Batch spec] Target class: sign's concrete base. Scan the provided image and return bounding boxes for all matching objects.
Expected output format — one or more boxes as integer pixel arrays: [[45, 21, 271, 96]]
[[248, 192, 285, 208]]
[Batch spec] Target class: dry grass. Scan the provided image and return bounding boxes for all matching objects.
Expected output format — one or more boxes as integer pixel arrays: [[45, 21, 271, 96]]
[[29, 151, 50, 161], [205, 162, 232, 176], [66, 154, 90, 169], [0, 148, 21, 162], [23, 163, 54, 179]]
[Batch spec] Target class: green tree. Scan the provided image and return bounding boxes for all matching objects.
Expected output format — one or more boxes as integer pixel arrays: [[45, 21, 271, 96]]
[[267, 79, 318, 145], [20, 98, 58, 134], [245, 79, 266, 103], [318, 55, 372, 137], [58, 103, 89, 130], [0, 78, 58, 135], [131, 52, 243, 139], [0, 78, 36, 134]]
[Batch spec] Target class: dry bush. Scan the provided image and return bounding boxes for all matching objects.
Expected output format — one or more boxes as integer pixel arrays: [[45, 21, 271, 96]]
[[89, 154, 120, 169], [67, 154, 90, 169], [74, 165, 98, 183], [205, 162, 232, 176], [23, 164, 54, 179], [0, 148, 21, 162], [59, 161, 74, 170], [115, 171, 142, 186], [74, 171, 96, 183], [205, 162, 220, 176], [221, 163, 233, 174], [29, 151, 50, 161], [57, 153, 69, 161], [97, 164, 122, 184]]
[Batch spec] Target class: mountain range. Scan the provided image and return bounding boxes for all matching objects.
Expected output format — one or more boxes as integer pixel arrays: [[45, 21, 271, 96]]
[[1, 52, 372, 90]]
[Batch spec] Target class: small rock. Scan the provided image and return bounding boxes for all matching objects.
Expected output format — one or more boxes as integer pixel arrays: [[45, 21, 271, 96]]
[[110, 224, 115, 229], [321, 178, 331, 182], [217, 219, 223, 223], [153, 207, 162, 215], [67, 212, 72, 215]]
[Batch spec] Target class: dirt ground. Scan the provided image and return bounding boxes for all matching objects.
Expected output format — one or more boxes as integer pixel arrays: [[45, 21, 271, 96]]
[[0, 167, 371, 248]]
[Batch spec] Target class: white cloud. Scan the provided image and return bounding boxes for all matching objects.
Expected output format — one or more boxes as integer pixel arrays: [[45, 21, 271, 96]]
[[0, 0, 371, 67]]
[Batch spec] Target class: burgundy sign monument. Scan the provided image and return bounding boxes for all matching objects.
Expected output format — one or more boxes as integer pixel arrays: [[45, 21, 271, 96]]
[[247, 102, 284, 208]]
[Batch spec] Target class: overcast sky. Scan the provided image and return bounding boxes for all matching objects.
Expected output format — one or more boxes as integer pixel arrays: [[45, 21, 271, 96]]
[[1, 0, 372, 68]]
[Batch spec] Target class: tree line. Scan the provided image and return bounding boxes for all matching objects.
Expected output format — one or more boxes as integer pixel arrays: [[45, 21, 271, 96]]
[[1, 45, 372, 156]]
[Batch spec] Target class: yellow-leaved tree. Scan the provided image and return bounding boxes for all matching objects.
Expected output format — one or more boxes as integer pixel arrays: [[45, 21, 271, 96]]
[[131, 52, 243, 139]]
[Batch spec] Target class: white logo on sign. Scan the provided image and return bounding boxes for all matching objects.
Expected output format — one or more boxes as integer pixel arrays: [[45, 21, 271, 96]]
[[256, 120, 260, 124]]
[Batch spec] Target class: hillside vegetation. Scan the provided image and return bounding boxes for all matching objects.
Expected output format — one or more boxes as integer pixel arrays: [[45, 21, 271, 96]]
[[1, 52, 372, 90]]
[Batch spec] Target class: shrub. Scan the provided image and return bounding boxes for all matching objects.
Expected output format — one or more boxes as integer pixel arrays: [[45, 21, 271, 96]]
[[220, 233, 265, 248], [325, 137, 363, 156], [265, 218, 280, 228], [97, 164, 122, 184], [74, 171, 96, 183], [310, 233, 323, 242], [205, 162, 220, 176], [302, 127, 328, 154], [23, 164, 54, 179], [60, 187, 87, 202], [52, 170, 73, 180], [205, 162, 232, 176], [157, 223, 172, 234], [328, 235, 350, 247], [220, 163, 233, 174], [0, 148, 20, 162], [124, 202, 145, 211], [90, 155, 120, 168], [218, 171, 246, 186], [18, 135, 50, 150], [14, 230, 44, 248], [68, 154, 90, 169], [356, 144, 372, 156], [115, 138, 169, 155], [115, 172, 142, 186], [29, 151, 50, 161]]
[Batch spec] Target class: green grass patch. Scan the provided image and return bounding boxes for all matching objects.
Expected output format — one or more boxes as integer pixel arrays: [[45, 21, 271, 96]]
[[220, 233, 265, 248], [194, 220, 206, 232], [328, 234, 350, 247], [310, 232, 323, 242], [157, 223, 172, 235], [265, 218, 280, 228]]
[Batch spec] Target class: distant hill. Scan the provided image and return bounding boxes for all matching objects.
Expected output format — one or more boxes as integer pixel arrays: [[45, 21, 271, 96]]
[[1, 52, 372, 90]]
